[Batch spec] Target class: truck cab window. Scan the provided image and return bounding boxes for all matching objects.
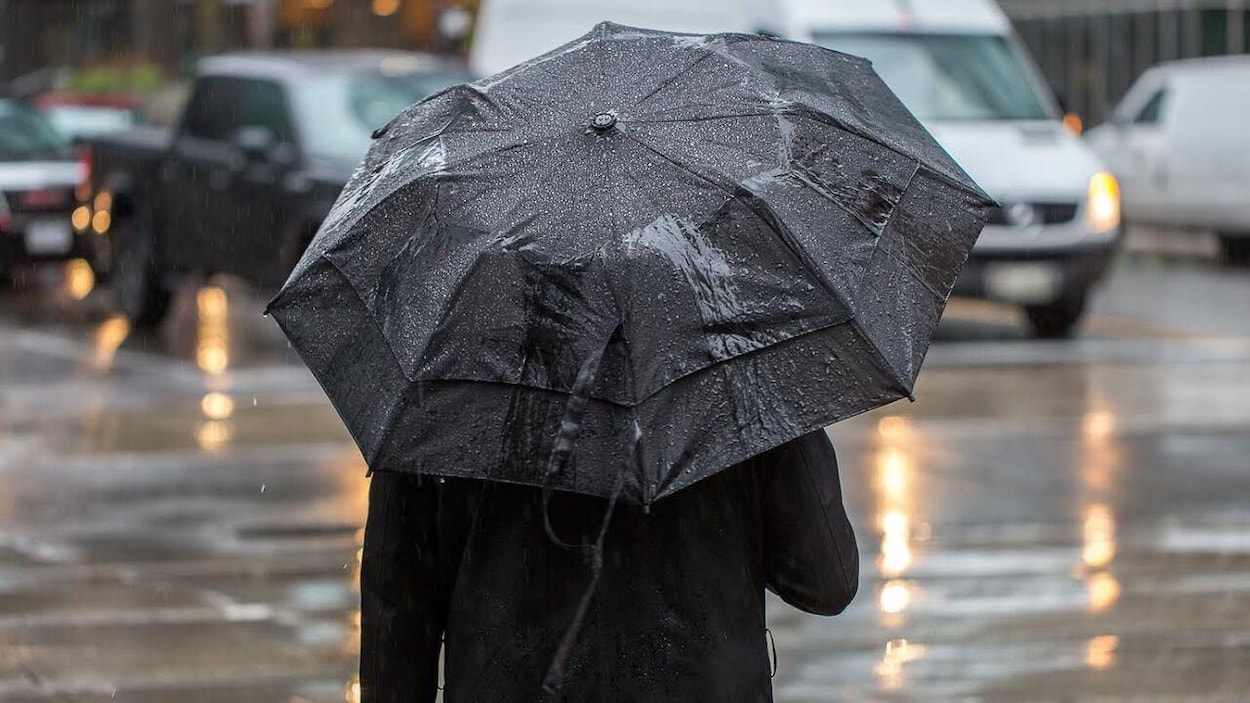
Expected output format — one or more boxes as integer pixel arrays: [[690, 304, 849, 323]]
[[182, 77, 294, 145], [182, 77, 242, 142], [238, 80, 295, 145]]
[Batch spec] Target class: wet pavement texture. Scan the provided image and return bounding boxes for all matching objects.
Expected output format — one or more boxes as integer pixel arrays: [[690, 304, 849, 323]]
[[0, 253, 1248, 702]]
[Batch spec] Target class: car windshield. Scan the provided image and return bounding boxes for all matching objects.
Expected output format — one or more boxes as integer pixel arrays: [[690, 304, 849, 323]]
[[0, 100, 68, 158], [812, 33, 1054, 121], [294, 67, 469, 161], [45, 105, 139, 140]]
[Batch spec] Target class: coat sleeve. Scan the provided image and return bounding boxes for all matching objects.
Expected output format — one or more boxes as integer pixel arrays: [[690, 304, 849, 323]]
[[360, 471, 445, 703], [757, 429, 860, 616]]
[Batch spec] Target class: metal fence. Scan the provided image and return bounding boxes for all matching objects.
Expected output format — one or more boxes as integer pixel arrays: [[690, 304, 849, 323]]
[[1000, 0, 1249, 124]]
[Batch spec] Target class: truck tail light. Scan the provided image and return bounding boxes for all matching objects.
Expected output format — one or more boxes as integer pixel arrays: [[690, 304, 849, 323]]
[[76, 145, 93, 202]]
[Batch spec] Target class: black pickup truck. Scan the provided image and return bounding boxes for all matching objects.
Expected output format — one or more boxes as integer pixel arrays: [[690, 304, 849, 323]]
[[82, 51, 468, 326]]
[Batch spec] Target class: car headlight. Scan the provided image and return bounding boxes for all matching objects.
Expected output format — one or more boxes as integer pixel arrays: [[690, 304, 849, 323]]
[[1086, 172, 1121, 234]]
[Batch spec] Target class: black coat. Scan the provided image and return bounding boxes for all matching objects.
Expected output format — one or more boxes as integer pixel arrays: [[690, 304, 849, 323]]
[[360, 430, 858, 702]]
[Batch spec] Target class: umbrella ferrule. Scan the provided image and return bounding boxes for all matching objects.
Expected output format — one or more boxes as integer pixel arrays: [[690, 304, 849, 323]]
[[589, 112, 618, 132]]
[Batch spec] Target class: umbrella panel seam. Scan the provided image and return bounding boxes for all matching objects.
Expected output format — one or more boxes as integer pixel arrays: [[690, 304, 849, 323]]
[[786, 109, 993, 206], [617, 128, 856, 312], [385, 314, 858, 411]]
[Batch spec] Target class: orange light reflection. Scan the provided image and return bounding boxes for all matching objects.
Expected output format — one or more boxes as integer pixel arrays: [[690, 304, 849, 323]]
[[93, 316, 131, 370], [196, 420, 232, 452], [201, 392, 235, 421], [65, 259, 95, 300], [874, 415, 920, 616], [1083, 503, 1116, 569], [196, 286, 230, 374], [1086, 635, 1118, 670], [879, 580, 912, 614], [1087, 571, 1121, 613], [875, 638, 925, 691]]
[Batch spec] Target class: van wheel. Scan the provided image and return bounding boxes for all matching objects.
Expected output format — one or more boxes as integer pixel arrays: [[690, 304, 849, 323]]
[[1024, 293, 1086, 340], [111, 213, 170, 328], [1218, 233, 1250, 266]]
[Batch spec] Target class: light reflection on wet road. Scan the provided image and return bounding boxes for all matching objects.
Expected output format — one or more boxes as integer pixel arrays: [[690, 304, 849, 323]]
[[0, 255, 1248, 701]]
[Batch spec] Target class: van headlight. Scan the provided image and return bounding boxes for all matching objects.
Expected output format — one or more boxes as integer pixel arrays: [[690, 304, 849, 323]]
[[1086, 172, 1121, 234]]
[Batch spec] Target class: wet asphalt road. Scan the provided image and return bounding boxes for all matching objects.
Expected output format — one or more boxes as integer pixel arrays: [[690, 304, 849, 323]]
[[0, 251, 1248, 702]]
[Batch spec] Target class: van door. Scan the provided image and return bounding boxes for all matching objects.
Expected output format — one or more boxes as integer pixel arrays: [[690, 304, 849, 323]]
[[1167, 74, 1248, 228], [1112, 85, 1171, 224]]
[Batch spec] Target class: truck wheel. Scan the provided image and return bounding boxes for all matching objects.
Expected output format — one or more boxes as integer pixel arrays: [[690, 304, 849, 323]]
[[111, 213, 170, 328], [1024, 293, 1086, 340], [1218, 233, 1250, 267]]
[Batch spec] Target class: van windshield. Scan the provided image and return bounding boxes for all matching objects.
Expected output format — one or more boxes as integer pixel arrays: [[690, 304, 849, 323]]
[[812, 33, 1054, 121]]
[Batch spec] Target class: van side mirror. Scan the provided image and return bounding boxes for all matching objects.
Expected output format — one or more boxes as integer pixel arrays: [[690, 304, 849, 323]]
[[1050, 88, 1083, 135]]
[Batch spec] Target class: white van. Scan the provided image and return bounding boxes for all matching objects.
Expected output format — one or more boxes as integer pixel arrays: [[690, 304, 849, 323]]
[[1086, 56, 1250, 265], [471, 0, 774, 77], [774, 0, 1123, 338]]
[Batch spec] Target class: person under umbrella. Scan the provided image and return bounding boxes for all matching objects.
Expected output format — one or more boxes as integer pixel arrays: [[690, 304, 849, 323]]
[[268, 22, 991, 702], [362, 430, 855, 701]]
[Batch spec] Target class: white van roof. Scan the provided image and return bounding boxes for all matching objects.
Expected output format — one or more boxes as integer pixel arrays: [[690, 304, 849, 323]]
[[778, 0, 1012, 35], [471, 0, 775, 76], [1152, 54, 1250, 78]]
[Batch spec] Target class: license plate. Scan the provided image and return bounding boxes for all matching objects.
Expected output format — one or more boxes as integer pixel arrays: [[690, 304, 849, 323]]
[[984, 262, 1062, 303], [25, 219, 73, 255]]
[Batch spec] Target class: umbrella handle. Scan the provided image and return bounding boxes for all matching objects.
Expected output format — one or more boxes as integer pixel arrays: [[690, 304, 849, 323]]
[[537, 325, 636, 699], [539, 461, 625, 701]]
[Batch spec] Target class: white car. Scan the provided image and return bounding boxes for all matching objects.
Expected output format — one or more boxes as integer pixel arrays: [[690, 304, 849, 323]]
[[1086, 56, 1250, 265], [773, 0, 1123, 338]]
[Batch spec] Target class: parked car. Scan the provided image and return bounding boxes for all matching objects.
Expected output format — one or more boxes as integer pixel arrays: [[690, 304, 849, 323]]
[[0, 97, 92, 279], [1086, 56, 1250, 265], [471, 0, 774, 76], [35, 92, 144, 142], [775, 0, 1123, 338], [80, 51, 470, 326]]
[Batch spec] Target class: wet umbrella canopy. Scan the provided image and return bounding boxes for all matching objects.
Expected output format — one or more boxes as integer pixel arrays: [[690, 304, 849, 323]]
[[268, 22, 992, 506]]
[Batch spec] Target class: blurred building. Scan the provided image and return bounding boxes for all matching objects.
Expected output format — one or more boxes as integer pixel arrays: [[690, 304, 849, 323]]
[[1000, 0, 1249, 124], [0, 0, 477, 86]]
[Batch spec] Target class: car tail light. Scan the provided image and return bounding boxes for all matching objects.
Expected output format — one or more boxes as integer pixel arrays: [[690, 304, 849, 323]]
[[76, 145, 93, 202], [0, 193, 11, 232]]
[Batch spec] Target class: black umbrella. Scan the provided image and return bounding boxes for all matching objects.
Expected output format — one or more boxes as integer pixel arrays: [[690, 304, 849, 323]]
[[268, 22, 992, 507]]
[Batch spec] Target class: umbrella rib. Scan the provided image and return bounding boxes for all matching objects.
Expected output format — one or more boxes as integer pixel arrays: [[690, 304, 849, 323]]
[[322, 130, 579, 260], [314, 254, 423, 468], [693, 34, 987, 202], [847, 314, 914, 400], [618, 130, 854, 310], [629, 51, 718, 111], [847, 162, 942, 303], [435, 138, 572, 231], [785, 108, 993, 204], [845, 164, 949, 400], [627, 111, 780, 125], [832, 161, 920, 400], [616, 131, 921, 402]]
